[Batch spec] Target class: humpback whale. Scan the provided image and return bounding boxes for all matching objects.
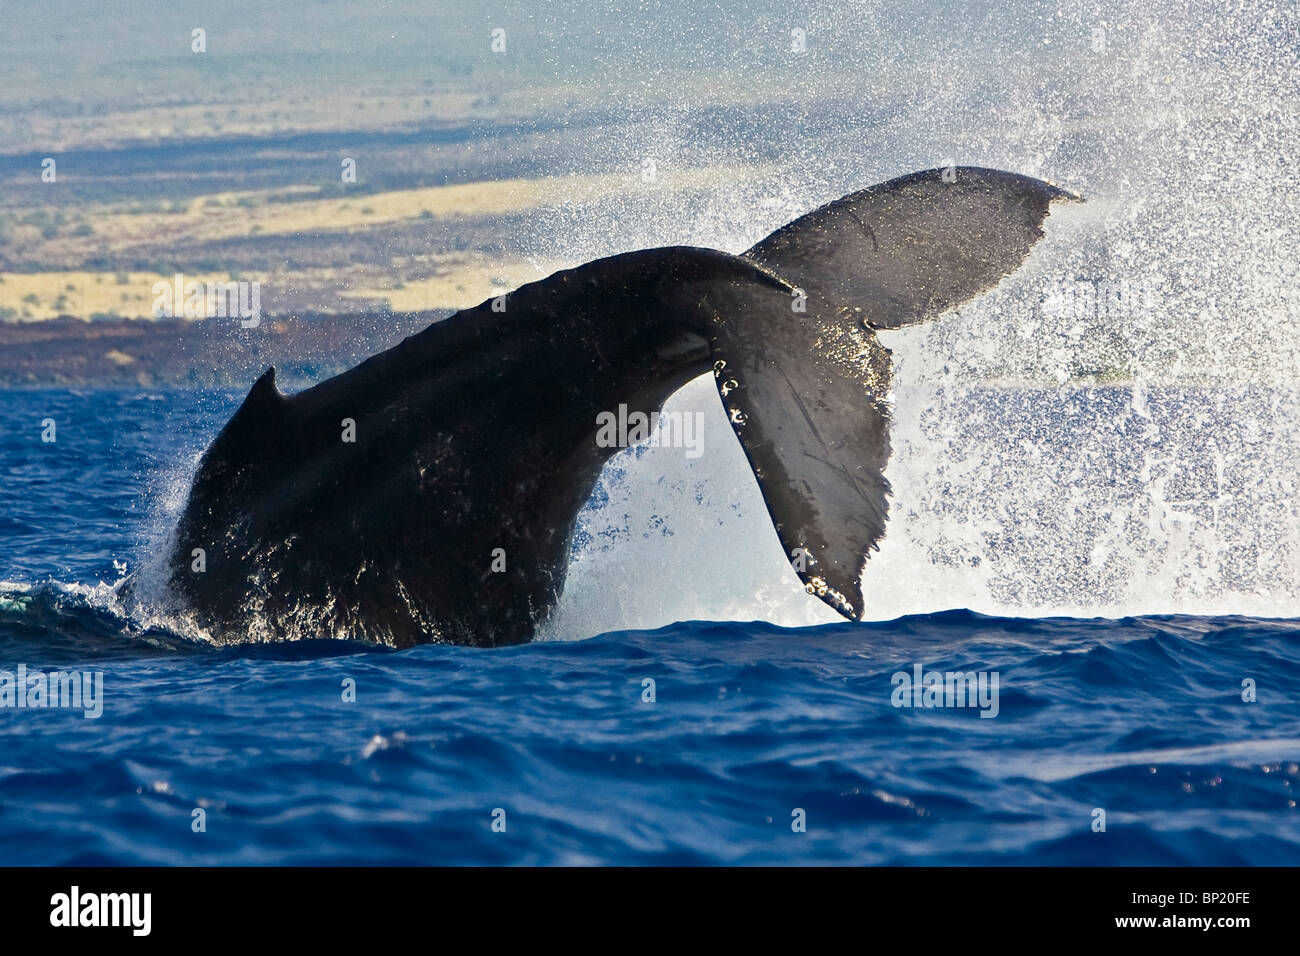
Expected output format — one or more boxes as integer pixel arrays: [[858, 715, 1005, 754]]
[[147, 167, 1078, 647]]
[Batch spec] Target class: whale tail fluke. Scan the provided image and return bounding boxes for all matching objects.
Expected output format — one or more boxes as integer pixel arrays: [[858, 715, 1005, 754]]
[[714, 167, 1081, 619]]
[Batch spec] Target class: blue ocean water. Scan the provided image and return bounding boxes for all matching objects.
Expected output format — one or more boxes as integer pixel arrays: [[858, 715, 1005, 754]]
[[2, 389, 1299, 865]]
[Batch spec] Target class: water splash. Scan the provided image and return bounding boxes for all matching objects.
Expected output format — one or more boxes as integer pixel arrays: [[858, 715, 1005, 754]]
[[534, 0, 1300, 633]]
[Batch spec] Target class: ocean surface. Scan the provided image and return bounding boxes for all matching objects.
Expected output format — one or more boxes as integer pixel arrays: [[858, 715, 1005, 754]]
[[2, 388, 1300, 865]]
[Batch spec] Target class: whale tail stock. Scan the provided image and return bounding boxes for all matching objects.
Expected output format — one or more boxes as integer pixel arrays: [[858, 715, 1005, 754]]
[[161, 167, 1078, 646]]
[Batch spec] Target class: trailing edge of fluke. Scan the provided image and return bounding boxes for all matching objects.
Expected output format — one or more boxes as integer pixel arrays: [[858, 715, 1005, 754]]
[[135, 167, 1080, 647]]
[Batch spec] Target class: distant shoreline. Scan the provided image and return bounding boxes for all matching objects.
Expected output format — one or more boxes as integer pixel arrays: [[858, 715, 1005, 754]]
[[0, 312, 443, 390]]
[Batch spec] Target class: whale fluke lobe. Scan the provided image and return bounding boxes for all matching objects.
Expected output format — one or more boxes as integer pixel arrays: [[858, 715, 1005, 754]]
[[156, 168, 1077, 646], [743, 166, 1082, 330]]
